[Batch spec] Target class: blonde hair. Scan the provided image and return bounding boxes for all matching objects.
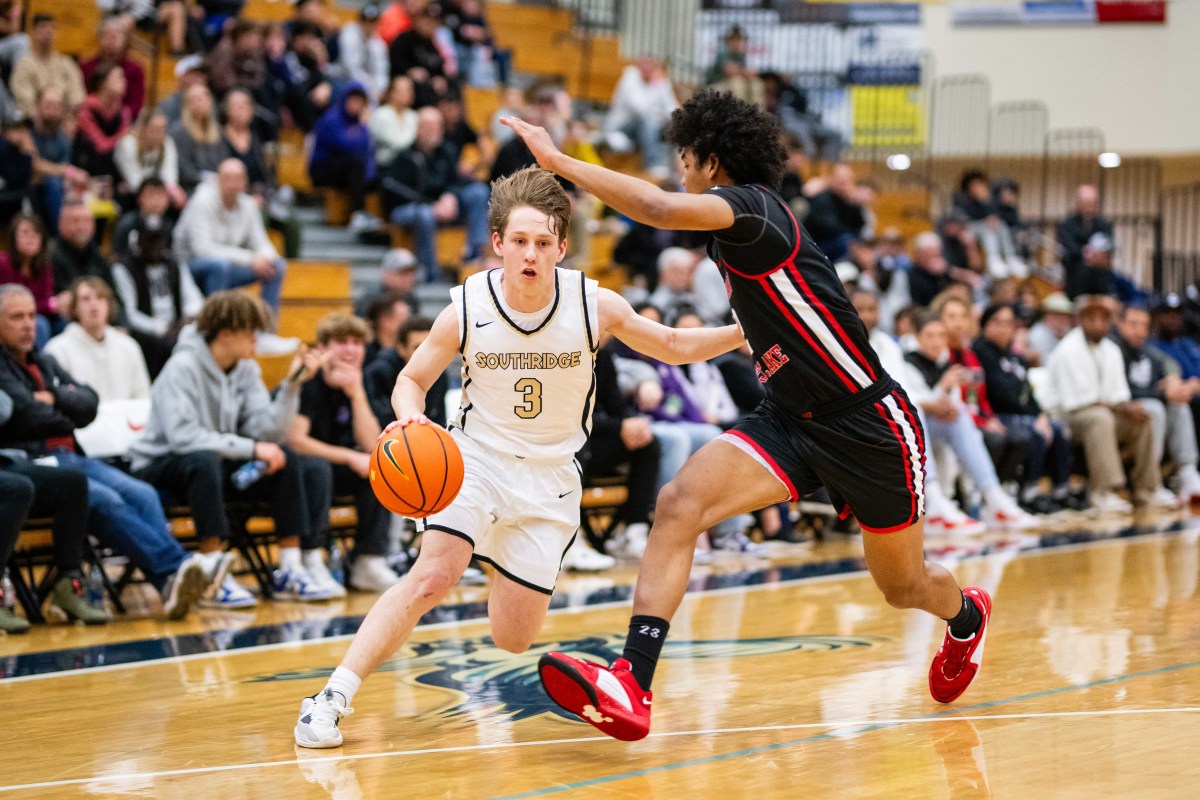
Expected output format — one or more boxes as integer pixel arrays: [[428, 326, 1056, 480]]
[[487, 166, 571, 243], [181, 84, 220, 145], [315, 312, 370, 346], [69, 276, 118, 324], [196, 290, 271, 342]]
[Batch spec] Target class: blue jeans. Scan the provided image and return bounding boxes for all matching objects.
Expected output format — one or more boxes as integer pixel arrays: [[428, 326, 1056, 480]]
[[188, 256, 286, 313], [997, 413, 1072, 490], [389, 182, 490, 282], [452, 182, 491, 258], [922, 406, 1002, 494], [53, 451, 186, 588]]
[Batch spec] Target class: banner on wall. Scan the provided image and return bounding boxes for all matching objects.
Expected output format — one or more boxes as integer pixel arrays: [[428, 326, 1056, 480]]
[[697, 1, 924, 147], [950, 0, 1165, 25]]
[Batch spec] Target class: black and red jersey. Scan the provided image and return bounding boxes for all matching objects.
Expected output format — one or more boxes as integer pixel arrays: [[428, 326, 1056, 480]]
[[705, 183, 889, 418]]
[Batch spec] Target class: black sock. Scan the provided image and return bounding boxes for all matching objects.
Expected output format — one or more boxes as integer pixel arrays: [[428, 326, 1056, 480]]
[[945, 592, 982, 639], [622, 615, 670, 691]]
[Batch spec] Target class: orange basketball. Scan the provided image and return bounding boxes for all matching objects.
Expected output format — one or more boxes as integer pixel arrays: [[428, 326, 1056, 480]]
[[369, 424, 464, 517]]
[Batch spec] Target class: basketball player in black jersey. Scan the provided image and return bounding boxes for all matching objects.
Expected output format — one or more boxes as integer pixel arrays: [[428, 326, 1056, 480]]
[[503, 90, 991, 741]]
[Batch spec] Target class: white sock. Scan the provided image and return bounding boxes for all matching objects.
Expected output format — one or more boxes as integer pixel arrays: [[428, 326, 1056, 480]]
[[1180, 464, 1200, 482], [279, 546, 302, 571], [302, 549, 324, 569], [984, 485, 1014, 511], [325, 666, 362, 707], [199, 550, 223, 570]]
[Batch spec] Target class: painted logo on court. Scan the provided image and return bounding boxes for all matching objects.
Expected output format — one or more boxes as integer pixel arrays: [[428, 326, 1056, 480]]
[[245, 633, 884, 722]]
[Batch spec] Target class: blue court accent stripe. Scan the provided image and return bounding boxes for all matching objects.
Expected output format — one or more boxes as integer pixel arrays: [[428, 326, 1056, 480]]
[[493, 657, 1200, 799]]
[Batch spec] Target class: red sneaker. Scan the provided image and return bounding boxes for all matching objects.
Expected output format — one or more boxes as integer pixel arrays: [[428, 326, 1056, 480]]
[[538, 653, 652, 741], [929, 587, 992, 704]]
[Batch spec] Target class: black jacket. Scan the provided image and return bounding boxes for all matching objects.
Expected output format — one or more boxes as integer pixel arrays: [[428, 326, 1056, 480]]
[[51, 238, 118, 295], [1111, 332, 1170, 402], [363, 348, 448, 428], [972, 337, 1040, 416], [803, 189, 866, 247], [380, 141, 462, 213], [1057, 212, 1115, 299], [0, 348, 98, 454]]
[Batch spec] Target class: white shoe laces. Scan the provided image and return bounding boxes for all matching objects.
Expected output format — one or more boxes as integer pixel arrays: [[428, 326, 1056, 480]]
[[312, 691, 354, 727]]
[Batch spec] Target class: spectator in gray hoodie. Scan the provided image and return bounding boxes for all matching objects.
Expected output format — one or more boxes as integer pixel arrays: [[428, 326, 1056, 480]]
[[129, 291, 339, 609]]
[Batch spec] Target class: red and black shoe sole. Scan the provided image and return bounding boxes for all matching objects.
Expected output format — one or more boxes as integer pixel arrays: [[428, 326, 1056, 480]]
[[537, 654, 649, 741]]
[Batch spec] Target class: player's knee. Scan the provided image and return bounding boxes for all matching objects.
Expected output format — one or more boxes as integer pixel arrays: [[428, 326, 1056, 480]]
[[410, 565, 457, 603], [490, 627, 535, 654], [654, 479, 699, 527]]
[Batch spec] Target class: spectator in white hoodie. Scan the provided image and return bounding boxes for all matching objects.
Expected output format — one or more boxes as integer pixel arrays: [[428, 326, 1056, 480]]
[[43, 276, 150, 402], [603, 57, 677, 178]]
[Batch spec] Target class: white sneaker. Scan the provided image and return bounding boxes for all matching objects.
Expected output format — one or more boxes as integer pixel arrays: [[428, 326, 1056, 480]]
[[273, 566, 337, 602], [983, 503, 1040, 530], [604, 522, 648, 559], [711, 530, 767, 555], [1090, 490, 1133, 514], [161, 554, 210, 620], [925, 507, 987, 536], [349, 556, 401, 593], [295, 689, 354, 748], [199, 574, 259, 609], [302, 551, 347, 598], [1178, 468, 1200, 504], [349, 210, 382, 234], [561, 536, 615, 572], [1137, 486, 1182, 510]]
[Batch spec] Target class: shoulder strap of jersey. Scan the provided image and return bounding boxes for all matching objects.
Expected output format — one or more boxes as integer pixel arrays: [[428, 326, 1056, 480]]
[[450, 281, 469, 355], [574, 268, 599, 354]]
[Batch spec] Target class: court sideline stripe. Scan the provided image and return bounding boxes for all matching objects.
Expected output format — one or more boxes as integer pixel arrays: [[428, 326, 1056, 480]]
[[4, 525, 1186, 685], [1, 697, 1199, 790]]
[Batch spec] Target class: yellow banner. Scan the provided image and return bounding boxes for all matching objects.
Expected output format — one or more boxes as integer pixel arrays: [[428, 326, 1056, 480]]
[[850, 85, 925, 147]]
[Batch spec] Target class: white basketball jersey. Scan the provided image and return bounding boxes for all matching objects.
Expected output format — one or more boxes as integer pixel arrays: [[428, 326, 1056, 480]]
[[450, 267, 599, 462]]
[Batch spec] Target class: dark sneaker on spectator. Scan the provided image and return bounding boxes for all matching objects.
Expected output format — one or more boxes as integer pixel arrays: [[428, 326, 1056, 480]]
[[161, 554, 210, 620], [1058, 490, 1090, 513], [1020, 495, 1058, 516], [49, 573, 108, 625], [0, 605, 30, 634]]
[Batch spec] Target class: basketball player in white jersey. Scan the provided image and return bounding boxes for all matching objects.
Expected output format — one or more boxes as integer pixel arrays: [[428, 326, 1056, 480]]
[[294, 166, 745, 747]]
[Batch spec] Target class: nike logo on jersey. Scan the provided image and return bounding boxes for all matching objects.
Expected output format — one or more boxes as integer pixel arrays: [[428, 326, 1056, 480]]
[[475, 320, 495, 328], [558, 490, 573, 498]]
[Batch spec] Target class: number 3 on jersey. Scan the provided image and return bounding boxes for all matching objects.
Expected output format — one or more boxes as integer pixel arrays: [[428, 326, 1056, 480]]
[[514, 378, 542, 419]]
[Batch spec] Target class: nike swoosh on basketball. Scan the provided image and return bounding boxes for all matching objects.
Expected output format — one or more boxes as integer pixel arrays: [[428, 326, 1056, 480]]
[[475, 320, 494, 328], [558, 490, 573, 498]]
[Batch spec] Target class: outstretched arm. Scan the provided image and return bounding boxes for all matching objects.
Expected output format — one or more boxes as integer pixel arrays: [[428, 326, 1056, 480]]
[[598, 288, 743, 365], [391, 305, 459, 426], [501, 116, 734, 232]]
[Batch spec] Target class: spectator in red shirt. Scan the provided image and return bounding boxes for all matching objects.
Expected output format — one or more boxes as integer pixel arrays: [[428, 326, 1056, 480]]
[[73, 63, 132, 185], [79, 17, 145, 120], [935, 293, 1033, 486]]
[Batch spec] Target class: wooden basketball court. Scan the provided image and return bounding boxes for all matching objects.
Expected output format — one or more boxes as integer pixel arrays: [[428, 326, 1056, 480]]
[[3, 514, 1199, 798]]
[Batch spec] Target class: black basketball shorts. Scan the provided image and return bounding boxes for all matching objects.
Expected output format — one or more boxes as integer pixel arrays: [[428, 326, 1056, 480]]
[[720, 385, 927, 533]]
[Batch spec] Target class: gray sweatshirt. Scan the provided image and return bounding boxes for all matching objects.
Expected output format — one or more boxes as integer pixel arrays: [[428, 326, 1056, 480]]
[[128, 326, 300, 471]]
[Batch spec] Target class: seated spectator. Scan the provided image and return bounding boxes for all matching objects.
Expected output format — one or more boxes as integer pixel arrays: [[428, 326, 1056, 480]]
[[603, 56, 676, 178], [0, 117, 35, 231], [1026, 292, 1073, 364], [176, 159, 287, 314], [937, 294, 1033, 488], [900, 310, 1037, 529], [362, 289, 411, 365], [0, 0, 26, 85], [99, 0, 189, 56], [129, 291, 338, 607], [489, 85, 524, 147], [30, 86, 84, 231], [369, 75, 419, 169], [288, 313, 400, 593], [364, 313, 445, 428], [673, 307, 739, 426], [196, 0, 249, 50], [338, 4, 389, 103], [0, 284, 213, 619], [220, 89, 270, 196], [0, 399, 99, 628], [276, 21, 334, 132], [974, 302, 1076, 513], [1149, 294, 1200, 381], [436, 94, 477, 162], [112, 192, 202, 375], [156, 55, 207, 125], [1059, 184, 1115, 299], [389, 8, 450, 108], [710, 42, 764, 106], [72, 64, 132, 187], [992, 178, 1030, 258], [51, 202, 118, 313], [576, 327, 657, 563], [310, 83, 380, 236], [9, 14, 85, 119], [1113, 303, 1200, 502], [43, 276, 150, 402], [647, 247, 700, 323], [377, 0, 412, 46], [851, 289, 985, 535], [79, 17, 145, 121], [953, 168, 1025, 281], [762, 71, 842, 163], [355, 247, 417, 319], [938, 209, 984, 277], [114, 112, 185, 209], [169, 83, 225, 192], [204, 19, 266, 101], [1040, 295, 1174, 511], [803, 163, 869, 262], [908, 232, 953, 307], [444, 0, 509, 87], [382, 107, 489, 281], [0, 212, 56, 344]]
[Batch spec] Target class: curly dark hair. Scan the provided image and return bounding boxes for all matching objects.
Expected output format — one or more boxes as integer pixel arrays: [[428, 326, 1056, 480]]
[[664, 89, 786, 189]]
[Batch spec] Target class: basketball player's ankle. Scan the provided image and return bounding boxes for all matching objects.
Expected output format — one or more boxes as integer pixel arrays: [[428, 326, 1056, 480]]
[[622, 615, 670, 691], [944, 592, 982, 640], [324, 666, 362, 707]]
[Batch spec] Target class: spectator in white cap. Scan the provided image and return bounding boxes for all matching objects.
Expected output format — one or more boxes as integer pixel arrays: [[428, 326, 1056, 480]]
[[1026, 292, 1073, 365], [155, 55, 207, 125], [354, 247, 416, 317]]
